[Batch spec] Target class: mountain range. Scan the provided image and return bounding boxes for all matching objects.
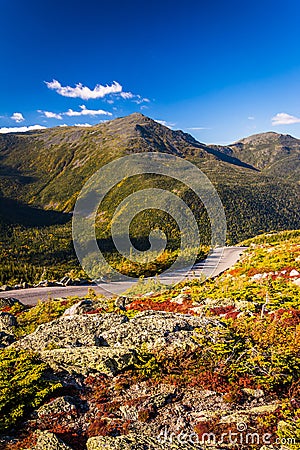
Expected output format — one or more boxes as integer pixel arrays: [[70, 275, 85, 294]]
[[0, 113, 299, 243]]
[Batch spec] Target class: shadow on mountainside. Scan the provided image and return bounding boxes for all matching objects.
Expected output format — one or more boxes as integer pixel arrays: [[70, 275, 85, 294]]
[[0, 197, 71, 227]]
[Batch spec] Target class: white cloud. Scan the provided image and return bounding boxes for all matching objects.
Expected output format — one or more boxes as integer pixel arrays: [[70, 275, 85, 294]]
[[272, 112, 300, 125], [155, 119, 175, 129], [248, 116, 255, 120], [37, 106, 111, 120], [45, 79, 122, 100], [0, 124, 46, 134], [120, 91, 134, 99], [74, 123, 93, 127], [133, 95, 150, 104], [187, 127, 211, 130], [64, 105, 112, 117], [45, 79, 151, 108], [38, 110, 63, 120], [11, 112, 25, 123]]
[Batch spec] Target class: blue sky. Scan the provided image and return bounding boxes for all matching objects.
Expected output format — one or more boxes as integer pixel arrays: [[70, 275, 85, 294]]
[[1, 0, 300, 143]]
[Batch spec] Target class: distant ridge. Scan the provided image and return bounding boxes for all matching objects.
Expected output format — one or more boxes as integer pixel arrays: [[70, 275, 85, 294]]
[[223, 131, 300, 178]]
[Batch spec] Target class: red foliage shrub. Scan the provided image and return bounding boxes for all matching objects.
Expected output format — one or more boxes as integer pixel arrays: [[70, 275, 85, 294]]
[[3, 432, 37, 450], [270, 309, 300, 326], [225, 310, 240, 319], [127, 298, 195, 315], [137, 404, 156, 422], [228, 267, 244, 276], [210, 305, 235, 316], [84, 375, 110, 404], [85, 308, 104, 314], [289, 381, 300, 409], [0, 306, 12, 313], [87, 416, 130, 437]]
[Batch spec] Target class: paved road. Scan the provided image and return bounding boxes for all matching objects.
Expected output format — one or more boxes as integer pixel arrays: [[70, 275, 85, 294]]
[[0, 246, 246, 306]]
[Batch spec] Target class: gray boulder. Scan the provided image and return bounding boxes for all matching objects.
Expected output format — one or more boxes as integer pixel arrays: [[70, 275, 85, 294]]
[[0, 331, 15, 348], [0, 297, 23, 308], [41, 346, 137, 376], [35, 396, 77, 418], [62, 299, 94, 316], [86, 433, 203, 449], [101, 310, 207, 349], [14, 314, 128, 351], [0, 312, 17, 333], [34, 430, 73, 449]]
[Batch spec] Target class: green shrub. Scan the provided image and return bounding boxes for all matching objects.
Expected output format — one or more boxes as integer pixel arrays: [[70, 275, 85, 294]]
[[0, 348, 61, 432]]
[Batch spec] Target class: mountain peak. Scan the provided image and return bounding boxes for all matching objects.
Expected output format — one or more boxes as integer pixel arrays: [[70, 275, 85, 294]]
[[232, 131, 300, 146], [223, 130, 300, 177], [233, 131, 281, 145]]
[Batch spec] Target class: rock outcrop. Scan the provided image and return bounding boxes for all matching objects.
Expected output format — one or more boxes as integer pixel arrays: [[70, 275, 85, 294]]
[[0, 312, 17, 347], [0, 331, 15, 348], [0, 297, 24, 309], [86, 433, 203, 449], [35, 396, 77, 418], [100, 310, 209, 349], [10, 311, 222, 376], [13, 314, 128, 351], [0, 312, 17, 333], [62, 299, 94, 316], [41, 346, 138, 376], [33, 430, 73, 450]]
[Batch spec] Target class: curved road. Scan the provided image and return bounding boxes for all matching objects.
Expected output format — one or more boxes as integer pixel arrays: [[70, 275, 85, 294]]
[[0, 247, 246, 306]]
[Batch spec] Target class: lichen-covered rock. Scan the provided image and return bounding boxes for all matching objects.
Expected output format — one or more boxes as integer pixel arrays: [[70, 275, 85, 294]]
[[101, 310, 209, 350], [0, 312, 17, 333], [219, 402, 278, 424], [62, 299, 94, 316], [41, 346, 137, 376], [34, 430, 73, 449], [0, 331, 15, 348], [14, 313, 128, 351], [0, 297, 24, 309], [86, 433, 204, 449], [12, 310, 216, 354], [242, 388, 264, 399], [35, 396, 77, 418]]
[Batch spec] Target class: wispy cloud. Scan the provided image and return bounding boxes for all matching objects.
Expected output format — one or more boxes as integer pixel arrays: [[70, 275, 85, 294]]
[[0, 124, 46, 134], [120, 92, 134, 99], [11, 112, 25, 123], [187, 126, 211, 130], [112, 92, 149, 103], [45, 79, 122, 100], [65, 105, 112, 117], [38, 109, 62, 120], [155, 119, 175, 129], [248, 116, 255, 120], [38, 110, 63, 120], [272, 112, 300, 125], [133, 95, 150, 104], [38, 105, 112, 120]]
